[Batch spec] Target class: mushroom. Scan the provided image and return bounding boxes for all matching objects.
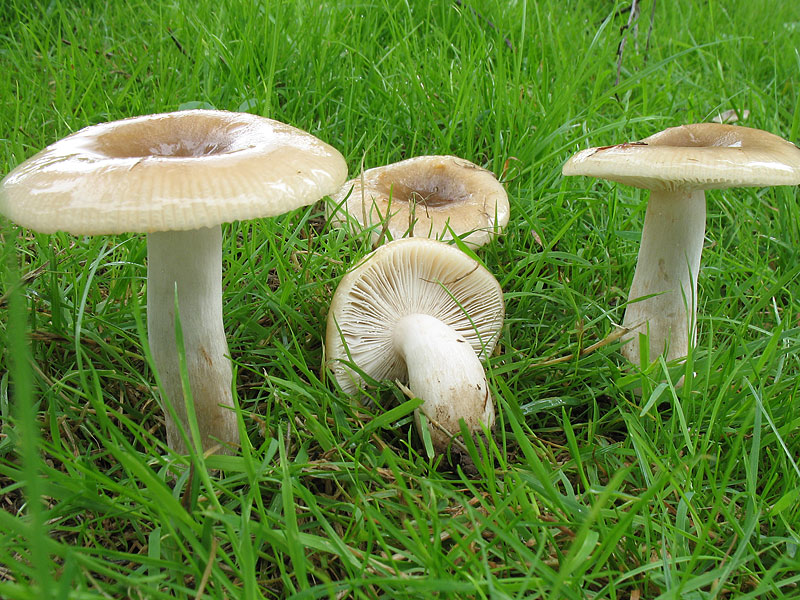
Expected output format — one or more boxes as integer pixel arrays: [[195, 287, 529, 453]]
[[326, 237, 504, 465], [563, 123, 800, 364], [1, 109, 347, 454], [326, 155, 509, 249]]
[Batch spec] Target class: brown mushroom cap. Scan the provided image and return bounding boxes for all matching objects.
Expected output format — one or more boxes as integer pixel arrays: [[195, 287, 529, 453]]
[[562, 123, 800, 192], [326, 237, 505, 394], [326, 155, 509, 248], [0, 110, 348, 234]]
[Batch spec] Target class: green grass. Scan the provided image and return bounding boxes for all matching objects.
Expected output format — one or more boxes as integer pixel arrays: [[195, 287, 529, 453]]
[[2, 0, 800, 597]]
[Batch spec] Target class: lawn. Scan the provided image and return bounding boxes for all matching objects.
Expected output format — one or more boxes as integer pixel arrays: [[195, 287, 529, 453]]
[[1, 0, 799, 598]]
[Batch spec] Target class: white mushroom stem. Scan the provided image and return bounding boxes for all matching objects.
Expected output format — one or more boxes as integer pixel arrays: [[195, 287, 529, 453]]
[[147, 225, 238, 454], [392, 313, 495, 452], [622, 189, 705, 364]]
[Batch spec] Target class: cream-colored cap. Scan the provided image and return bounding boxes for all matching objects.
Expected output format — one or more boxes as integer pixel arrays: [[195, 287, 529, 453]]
[[326, 237, 504, 394], [563, 123, 800, 192], [0, 110, 348, 234], [326, 155, 509, 248]]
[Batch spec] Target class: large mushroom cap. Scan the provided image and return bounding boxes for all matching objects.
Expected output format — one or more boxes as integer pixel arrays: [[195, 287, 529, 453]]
[[326, 237, 505, 394], [326, 155, 509, 248], [562, 123, 800, 192], [0, 110, 348, 234]]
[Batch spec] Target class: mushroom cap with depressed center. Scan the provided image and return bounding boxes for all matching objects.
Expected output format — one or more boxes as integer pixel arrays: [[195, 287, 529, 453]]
[[562, 123, 800, 192], [326, 237, 505, 394], [326, 155, 509, 248], [0, 109, 348, 234]]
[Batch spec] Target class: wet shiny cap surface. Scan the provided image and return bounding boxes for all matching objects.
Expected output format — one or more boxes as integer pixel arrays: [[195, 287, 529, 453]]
[[0, 110, 347, 234], [563, 123, 800, 192]]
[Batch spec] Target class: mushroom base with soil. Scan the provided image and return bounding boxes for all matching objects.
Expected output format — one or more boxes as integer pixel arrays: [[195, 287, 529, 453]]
[[147, 225, 238, 454], [393, 313, 495, 455]]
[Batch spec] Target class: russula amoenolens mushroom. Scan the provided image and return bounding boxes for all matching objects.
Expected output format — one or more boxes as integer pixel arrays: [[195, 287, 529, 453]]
[[326, 155, 509, 249], [326, 237, 504, 466], [563, 123, 800, 364], [1, 109, 347, 454]]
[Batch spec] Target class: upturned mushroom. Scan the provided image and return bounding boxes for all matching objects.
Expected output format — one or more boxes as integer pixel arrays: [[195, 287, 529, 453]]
[[1, 110, 347, 454], [563, 123, 800, 363], [326, 238, 504, 465], [326, 155, 509, 249]]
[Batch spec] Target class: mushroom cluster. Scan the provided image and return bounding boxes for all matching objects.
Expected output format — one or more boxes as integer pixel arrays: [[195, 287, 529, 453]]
[[1, 109, 347, 454], [6, 104, 800, 469]]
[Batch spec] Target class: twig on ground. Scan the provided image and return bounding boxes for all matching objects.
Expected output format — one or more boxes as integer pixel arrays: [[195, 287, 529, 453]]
[[194, 537, 218, 600], [644, 0, 656, 64], [167, 27, 193, 62], [527, 323, 641, 369], [0, 261, 51, 307], [614, 1, 657, 87], [615, 0, 640, 87]]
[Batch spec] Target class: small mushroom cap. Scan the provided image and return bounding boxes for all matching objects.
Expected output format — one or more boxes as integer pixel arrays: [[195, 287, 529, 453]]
[[562, 123, 800, 192], [0, 110, 348, 234], [326, 155, 509, 248], [326, 237, 505, 394]]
